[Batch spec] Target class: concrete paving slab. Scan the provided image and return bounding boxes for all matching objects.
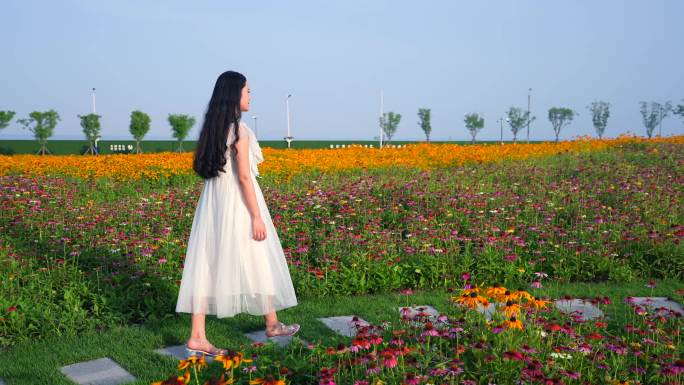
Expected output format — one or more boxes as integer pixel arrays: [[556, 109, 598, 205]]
[[60, 357, 136, 385], [627, 297, 684, 317], [318, 315, 370, 337], [554, 299, 604, 321]]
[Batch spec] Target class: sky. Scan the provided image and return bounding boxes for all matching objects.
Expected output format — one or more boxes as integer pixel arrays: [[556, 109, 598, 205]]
[[1, 0, 683, 141]]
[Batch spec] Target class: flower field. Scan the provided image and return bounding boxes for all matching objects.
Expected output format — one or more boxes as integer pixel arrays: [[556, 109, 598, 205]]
[[153, 283, 684, 385], [1, 136, 683, 383], [1, 135, 681, 182]]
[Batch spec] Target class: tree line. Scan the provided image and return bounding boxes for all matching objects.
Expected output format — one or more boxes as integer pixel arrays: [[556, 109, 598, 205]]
[[0, 100, 682, 155], [0, 110, 194, 155], [379, 100, 683, 144]]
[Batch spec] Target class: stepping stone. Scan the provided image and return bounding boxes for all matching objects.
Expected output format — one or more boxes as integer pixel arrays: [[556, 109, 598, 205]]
[[244, 329, 308, 348], [60, 357, 136, 385], [627, 297, 684, 317], [554, 299, 604, 321], [318, 315, 370, 337], [398, 305, 447, 324], [153, 345, 214, 363], [0, 379, 4, 385]]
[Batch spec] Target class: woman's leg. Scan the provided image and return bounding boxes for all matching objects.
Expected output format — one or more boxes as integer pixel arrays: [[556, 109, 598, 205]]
[[190, 313, 207, 340], [187, 313, 225, 353], [264, 310, 278, 328]]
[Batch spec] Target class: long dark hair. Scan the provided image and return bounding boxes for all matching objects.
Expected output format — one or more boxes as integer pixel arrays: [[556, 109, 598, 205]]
[[193, 70, 246, 179]]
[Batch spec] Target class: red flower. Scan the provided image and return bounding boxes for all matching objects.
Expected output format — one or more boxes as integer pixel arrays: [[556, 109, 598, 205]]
[[503, 350, 525, 361], [7, 306, 17, 312], [586, 332, 603, 340], [547, 323, 562, 332]]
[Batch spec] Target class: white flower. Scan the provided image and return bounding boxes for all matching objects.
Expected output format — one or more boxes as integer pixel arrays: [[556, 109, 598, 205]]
[[550, 352, 571, 360]]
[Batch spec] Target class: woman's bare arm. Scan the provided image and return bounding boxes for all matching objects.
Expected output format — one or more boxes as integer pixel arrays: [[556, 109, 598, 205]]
[[235, 129, 260, 219]]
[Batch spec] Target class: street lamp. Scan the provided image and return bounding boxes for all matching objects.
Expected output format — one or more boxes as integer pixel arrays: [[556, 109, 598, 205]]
[[379, 90, 384, 149], [252, 115, 258, 138], [526, 87, 532, 143], [284, 94, 294, 148], [506, 117, 511, 142], [91, 87, 97, 114]]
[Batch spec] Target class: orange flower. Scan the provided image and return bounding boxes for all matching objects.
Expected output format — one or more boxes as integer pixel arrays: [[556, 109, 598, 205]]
[[484, 284, 507, 298], [152, 370, 191, 385], [453, 291, 489, 309], [503, 316, 524, 330], [249, 375, 286, 385], [5, 135, 678, 182], [510, 288, 532, 301], [177, 355, 207, 371], [501, 301, 521, 318], [215, 351, 253, 370], [203, 374, 235, 385], [524, 296, 550, 310], [491, 289, 516, 303]]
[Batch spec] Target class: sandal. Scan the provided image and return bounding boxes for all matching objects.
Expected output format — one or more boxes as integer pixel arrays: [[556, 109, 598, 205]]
[[185, 343, 228, 357], [265, 321, 300, 337]]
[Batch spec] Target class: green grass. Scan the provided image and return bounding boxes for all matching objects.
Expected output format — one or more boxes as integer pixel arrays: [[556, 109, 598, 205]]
[[0, 139, 545, 155], [0, 279, 681, 385]]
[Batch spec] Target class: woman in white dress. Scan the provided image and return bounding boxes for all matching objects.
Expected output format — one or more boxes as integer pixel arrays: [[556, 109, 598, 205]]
[[176, 70, 300, 356]]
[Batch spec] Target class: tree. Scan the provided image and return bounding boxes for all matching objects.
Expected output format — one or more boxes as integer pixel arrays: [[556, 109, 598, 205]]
[[505, 107, 535, 143], [639, 101, 672, 138], [130, 110, 151, 154], [168, 114, 195, 152], [587, 101, 610, 139], [417, 108, 432, 142], [674, 100, 684, 127], [0, 111, 15, 131], [78, 113, 101, 155], [464, 112, 484, 144], [17, 110, 60, 155], [548, 107, 576, 142], [379, 111, 401, 143]]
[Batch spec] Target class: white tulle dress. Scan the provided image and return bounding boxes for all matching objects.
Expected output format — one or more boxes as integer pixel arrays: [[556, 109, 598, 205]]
[[175, 121, 298, 318]]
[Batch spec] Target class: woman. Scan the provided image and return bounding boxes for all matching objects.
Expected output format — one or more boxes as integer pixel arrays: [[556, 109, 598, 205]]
[[176, 70, 300, 356]]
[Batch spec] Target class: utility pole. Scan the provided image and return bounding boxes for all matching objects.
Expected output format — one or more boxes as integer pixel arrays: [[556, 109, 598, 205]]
[[92, 87, 97, 114], [252, 115, 258, 138], [526, 87, 532, 143], [284, 94, 293, 148], [379, 90, 384, 149]]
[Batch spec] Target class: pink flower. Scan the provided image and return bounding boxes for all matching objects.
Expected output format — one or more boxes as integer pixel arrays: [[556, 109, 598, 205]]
[[530, 281, 542, 289], [461, 272, 471, 281]]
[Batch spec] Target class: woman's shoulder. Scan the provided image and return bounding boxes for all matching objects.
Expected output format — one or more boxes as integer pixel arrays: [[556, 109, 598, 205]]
[[238, 121, 253, 136], [228, 122, 252, 145]]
